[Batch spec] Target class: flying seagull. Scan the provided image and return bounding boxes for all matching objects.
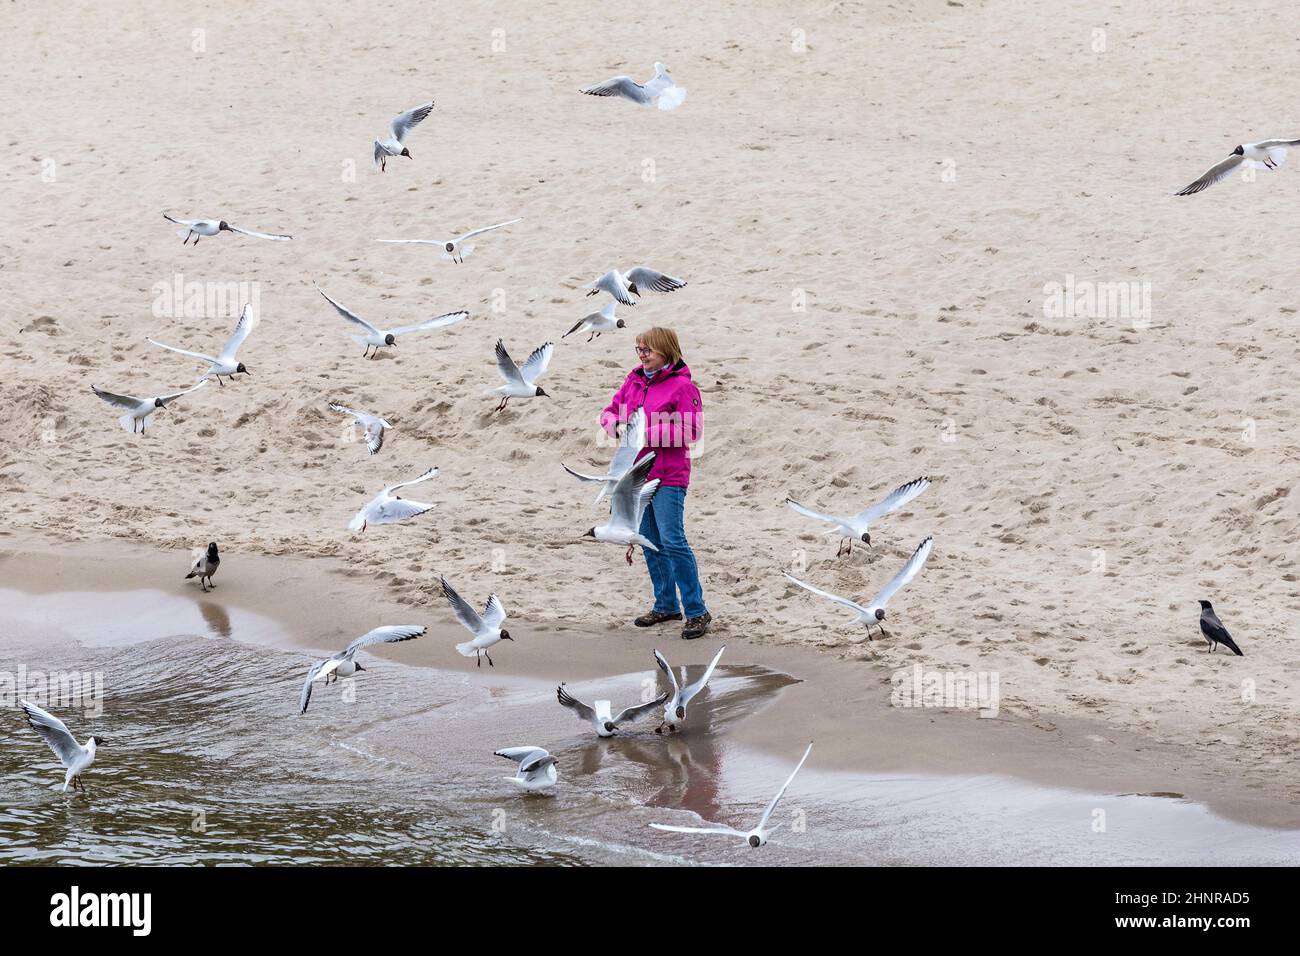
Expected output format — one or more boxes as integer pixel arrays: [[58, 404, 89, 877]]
[[563, 300, 625, 342], [653, 645, 726, 733], [563, 406, 646, 505], [1198, 600, 1244, 656], [148, 303, 258, 385], [91, 379, 207, 434], [299, 625, 426, 714], [317, 287, 469, 359], [495, 746, 558, 792], [375, 217, 523, 263], [441, 576, 513, 667], [186, 542, 220, 591], [163, 213, 291, 243], [581, 63, 687, 111], [786, 476, 931, 557], [556, 683, 668, 737], [584, 267, 687, 306], [582, 452, 660, 563], [328, 402, 392, 455], [1175, 139, 1300, 195], [650, 742, 813, 847], [20, 700, 104, 793], [487, 339, 552, 411], [784, 536, 933, 640], [348, 466, 438, 532], [373, 101, 434, 171]]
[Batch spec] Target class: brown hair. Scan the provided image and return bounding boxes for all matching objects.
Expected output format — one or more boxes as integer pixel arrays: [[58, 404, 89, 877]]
[[636, 326, 683, 365]]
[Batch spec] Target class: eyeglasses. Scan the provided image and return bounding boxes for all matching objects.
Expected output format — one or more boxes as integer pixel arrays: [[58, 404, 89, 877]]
[[635, 346, 656, 355]]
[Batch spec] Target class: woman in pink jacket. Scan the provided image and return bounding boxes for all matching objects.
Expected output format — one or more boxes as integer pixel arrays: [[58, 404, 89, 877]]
[[600, 327, 711, 639]]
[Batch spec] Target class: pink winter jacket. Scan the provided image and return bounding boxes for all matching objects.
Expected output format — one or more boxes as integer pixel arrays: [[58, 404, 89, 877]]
[[600, 361, 703, 488]]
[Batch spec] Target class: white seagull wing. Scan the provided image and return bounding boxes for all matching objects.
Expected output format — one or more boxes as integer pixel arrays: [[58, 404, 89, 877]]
[[654, 649, 680, 697], [225, 223, 291, 241], [585, 270, 634, 305], [441, 576, 485, 634], [1175, 153, 1245, 196], [20, 700, 85, 768], [649, 823, 747, 838], [582, 75, 649, 104], [383, 466, 439, 495], [453, 218, 523, 243], [610, 453, 657, 528], [608, 406, 647, 477], [148, 339, 218, 366], [495, 746, 549, 766], [299, 659, 328, 713], [218, 303, 258, 361], [91, 385, 144, 410], [481, 593, 507, 629], [390, 102, 434, 143], [623, 266, 687, 295], [154, 379, 209, 405], [611, 691, 670, 725], [494, 339, 525, 385], [388, 310, 470, 337], [342, 624, 425, 658], [783, 572, 870, 616], [519, 342, 554, 384], [317, 287, 381, 335], [854, 476, 931, 524], [556, 684, 597, 723], [785, 498, 845, 528], [680, 644, 725, 706], [757, 742, 814, 831], [869, 536, 934, 610]]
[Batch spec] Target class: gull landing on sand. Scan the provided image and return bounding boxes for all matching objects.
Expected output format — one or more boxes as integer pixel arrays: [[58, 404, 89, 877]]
[[581, 62, 686, 111], [653, 644, 725, 733], [328, 402, 392, 455], [148, 303, 258, 385], [316, 286, 469, 359], [556, 683, 668, 737], [348, 467, 438, 532], [373, 101, 434, 171], [582, 452, 660, 564], [375, 217, 523, 263], [650, 742, 813, 847], [563, 300, 625, 342], [299, 625, 426, 714], [584, 267, 687, 306], [786, 476, 931, 557], [784, 536, 933, 641], [441, 576, 512, 667], [1175, 139, 1300, 195], [90, 379, 207, 434], [563, 406, 645, 505], [495, 746, 558, 792], [186, 542, 220, 591], [487, 339, 552, 411], [20, 700, 104, 793], [163, 213, 291, 244]]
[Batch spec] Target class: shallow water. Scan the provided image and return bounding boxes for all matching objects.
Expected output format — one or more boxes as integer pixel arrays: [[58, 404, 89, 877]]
[[0, 588, 1296, 866]]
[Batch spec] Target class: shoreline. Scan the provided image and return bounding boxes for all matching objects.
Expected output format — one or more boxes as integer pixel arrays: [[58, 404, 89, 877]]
[[3, 528, 1297, 833]]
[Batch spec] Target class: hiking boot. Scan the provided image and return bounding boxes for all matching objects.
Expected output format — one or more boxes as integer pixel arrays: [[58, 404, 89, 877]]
[[635, 610, 682, 628], [681, 612, 713, 640]]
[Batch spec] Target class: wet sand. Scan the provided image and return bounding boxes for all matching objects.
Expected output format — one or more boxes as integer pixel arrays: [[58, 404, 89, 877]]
[[2, 531, 1298, 863]]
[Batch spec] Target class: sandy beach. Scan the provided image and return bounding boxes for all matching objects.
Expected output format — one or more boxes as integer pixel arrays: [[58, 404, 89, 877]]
[[3, 0, 1300, 860]]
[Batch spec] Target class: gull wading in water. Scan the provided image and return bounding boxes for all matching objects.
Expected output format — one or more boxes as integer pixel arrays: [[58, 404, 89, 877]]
[[163, 213, 291, 244], [148, 303, 258, 385], [582, 452, 660, 563], [563, 300, 625, 342], [650, 742, 813, 847], [584, 267, 687, 307], [186, 542, 220, 591], [487, 339, 552, 411], [349, 467, 438, 532], [373, 101, 434, 171], [20, 700, 104, 793], [1176, 139, 1300, 195], [316, 287, 469, 359], [786, 476, 931, 557], [299, 625, 426, 714], [784, 536, 933, 640], [653, 644, 726, 733], [563, 405, 646, 505], [581, 63, 687, 111], [441, 576, 512, 667], [556, 683, 668, 737], [495, 746, 558, 792], [375, 217, 523, 263], [90, 379, 207, 434], [328, 402, 393, 455]]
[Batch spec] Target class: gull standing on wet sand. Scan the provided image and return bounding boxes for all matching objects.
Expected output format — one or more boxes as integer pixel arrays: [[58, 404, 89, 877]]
[[299, 625, 426, 714], [186, 542, 220, 591]]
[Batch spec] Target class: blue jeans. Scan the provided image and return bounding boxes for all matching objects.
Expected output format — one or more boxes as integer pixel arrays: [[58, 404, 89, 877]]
[[639, 485, 708, 619]]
